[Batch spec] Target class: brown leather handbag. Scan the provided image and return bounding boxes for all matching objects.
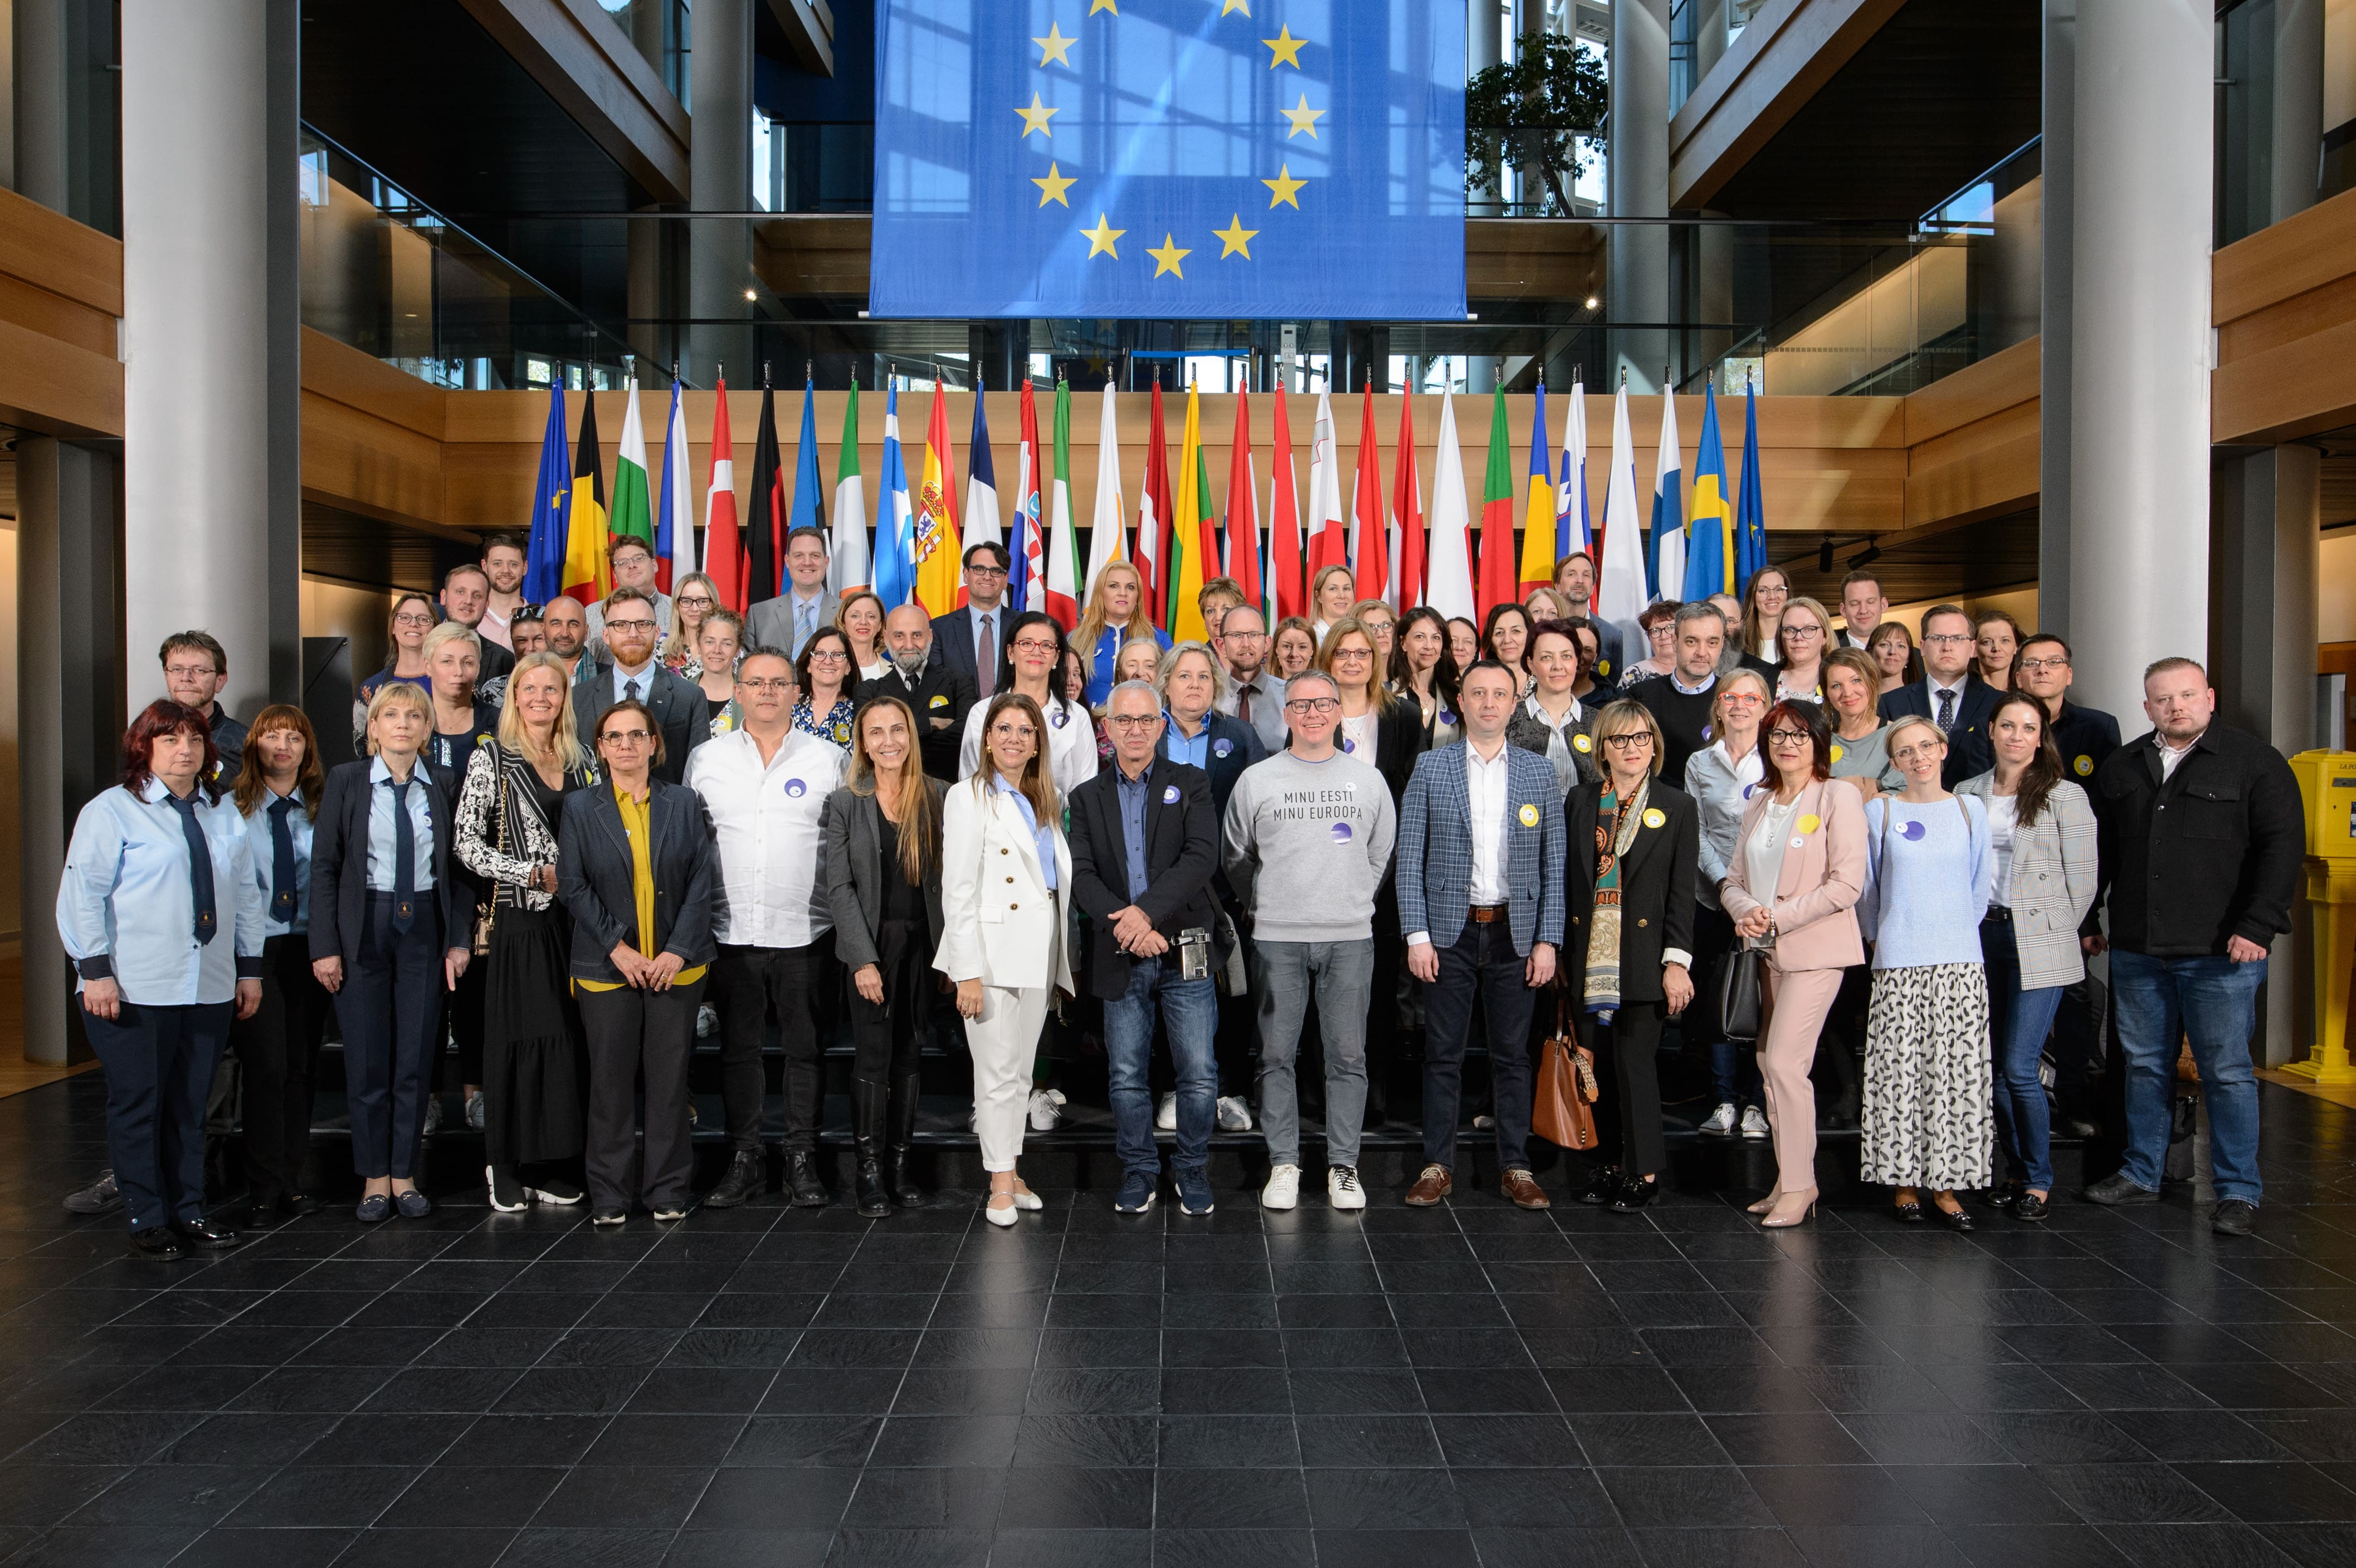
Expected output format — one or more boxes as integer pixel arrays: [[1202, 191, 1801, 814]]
[[1532, 994, 1601, 1151]]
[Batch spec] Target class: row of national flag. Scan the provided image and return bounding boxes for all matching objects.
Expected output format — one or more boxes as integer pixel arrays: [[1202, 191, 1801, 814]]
[[525, 373, 1773, 655]]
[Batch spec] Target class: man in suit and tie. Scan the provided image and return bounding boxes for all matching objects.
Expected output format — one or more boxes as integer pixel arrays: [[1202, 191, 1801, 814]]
[[1397, 660, 1565, 1210], [1069, 679, 1225, 1217], [745, 527, 841, 656], [1212, 605, 1287, 756], [572, 587, 708, 784], [856, 604, 975, 783], [583, 537, 675, 660], [1835, 571, 1889, 651], [929, 541, 1013, 695], [1876, 604, 1997, 785]]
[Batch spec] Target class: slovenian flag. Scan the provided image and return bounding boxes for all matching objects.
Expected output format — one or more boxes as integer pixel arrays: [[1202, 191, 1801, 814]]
[[1558, 379, 1592, 588]]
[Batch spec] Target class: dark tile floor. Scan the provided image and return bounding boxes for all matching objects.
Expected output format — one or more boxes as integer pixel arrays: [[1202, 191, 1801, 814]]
[[8, 1075, 2356, 1568]]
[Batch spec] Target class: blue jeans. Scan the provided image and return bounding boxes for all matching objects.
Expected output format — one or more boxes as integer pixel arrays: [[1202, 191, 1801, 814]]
[[2111, 949, 2266, 1205], [1104, 956, 1218, 1179], [1983, 910, 2065, 1193]]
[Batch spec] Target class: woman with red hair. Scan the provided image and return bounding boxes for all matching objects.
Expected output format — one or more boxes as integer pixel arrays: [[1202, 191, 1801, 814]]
[[58, 701, 267, 1258]]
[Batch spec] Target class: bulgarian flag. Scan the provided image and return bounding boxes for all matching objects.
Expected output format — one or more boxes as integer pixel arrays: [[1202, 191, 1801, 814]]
[[1168, 383, 1212, 641], [703, 377, 742, 612], [1224, 387, 1262, 620], [1138, 379, 1170, 628], [561, 389, 611, 606], [911, 383, 962, 616], [1044, 379, 1083, 629], [1267, 380, 1303, 620], [1475, 384, 1518, 618], [609, 372, 654, 559], [831, 379, 870, 594]]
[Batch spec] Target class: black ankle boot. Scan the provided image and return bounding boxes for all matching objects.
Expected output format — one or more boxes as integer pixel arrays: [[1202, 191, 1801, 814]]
[[786, 1150, 828, 1208], [886, 1072, 929, 1208], [852, 1079, 889, 1217], [704, 1147, 764, 1209]]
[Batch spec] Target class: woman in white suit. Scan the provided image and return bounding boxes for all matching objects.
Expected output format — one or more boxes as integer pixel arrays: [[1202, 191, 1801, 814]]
[[937, 691, 1075, 1226]]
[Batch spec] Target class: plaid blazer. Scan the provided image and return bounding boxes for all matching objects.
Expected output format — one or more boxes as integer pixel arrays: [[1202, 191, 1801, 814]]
[[1396, 741, 1567, 957], [1955, 771, 2100, 989]]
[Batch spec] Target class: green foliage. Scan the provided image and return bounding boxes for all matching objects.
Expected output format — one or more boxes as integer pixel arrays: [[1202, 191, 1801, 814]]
[[1465, 36, 1608, 216]]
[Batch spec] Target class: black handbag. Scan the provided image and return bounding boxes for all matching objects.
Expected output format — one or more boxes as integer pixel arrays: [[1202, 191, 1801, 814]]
[[1717, 945, 1767, 1044]]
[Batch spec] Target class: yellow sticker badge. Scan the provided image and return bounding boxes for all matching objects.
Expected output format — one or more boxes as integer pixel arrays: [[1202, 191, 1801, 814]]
[[2074, 754, 2093, 776], [1829, 744, 1845, 764], [929, 694, 950, 708], [1572, 732, 1593, 753], [1641, 808, 1666, 829], [1797, 813, 1821, 835], [1518, 803, 1539, 828]]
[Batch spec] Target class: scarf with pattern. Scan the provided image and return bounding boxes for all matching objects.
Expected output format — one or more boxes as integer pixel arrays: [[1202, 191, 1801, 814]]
[[1583, 776, 1650, 1020]]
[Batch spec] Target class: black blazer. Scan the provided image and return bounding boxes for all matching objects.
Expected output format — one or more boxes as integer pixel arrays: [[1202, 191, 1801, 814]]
[[573, 661, 708, 785], [555, 779, 719, 981], [1321, 693, 1427, 813], [1159, 709, 1266, 821], [1067, 758, 1222, 1000], [855, 662, 978, 783], [927, 603, 1011, 687], [821, 784, 948, 974], [1557, 779, 1699, 1007], [308, 758, 468, 965], [476, 638, 515, 684], [1877, 673, 1998, 785]]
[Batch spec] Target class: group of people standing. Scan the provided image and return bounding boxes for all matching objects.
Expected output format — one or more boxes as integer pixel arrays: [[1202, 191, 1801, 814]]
[[59, 533, 2304, 1257]]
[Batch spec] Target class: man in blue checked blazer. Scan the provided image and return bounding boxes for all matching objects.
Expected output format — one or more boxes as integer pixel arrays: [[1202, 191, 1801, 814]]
[[1396, 659, 1567, 1210]]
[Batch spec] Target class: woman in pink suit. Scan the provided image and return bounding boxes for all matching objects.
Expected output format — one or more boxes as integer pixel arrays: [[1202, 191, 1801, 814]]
[[1718, 700, 1869, 1228]]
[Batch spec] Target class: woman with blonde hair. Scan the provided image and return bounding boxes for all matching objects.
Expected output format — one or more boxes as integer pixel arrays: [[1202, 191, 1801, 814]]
[[1310, 565, 1357, 640], [663, 571, 723, 676], [420, 621, 500, 1128], [453, 651, 596, 1213], [1271, 616, 1319, 680], [1347, 598, 1398, 672], [938, 692, 1074, 1226], [1773, 595, 1834, 701], [838, 588, 891, 682], [1075, 559, 1168, 706], [695, 609, 745, 731], [825, 695, 947, 1213]]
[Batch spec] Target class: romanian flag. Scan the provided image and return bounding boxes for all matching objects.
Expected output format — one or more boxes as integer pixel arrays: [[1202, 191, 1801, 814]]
[[1475, 384, 1518, 618], [561, 389, 611, 606], [1518, 379, 1556, 598], [1168, 383, 1212, 641], [1683, 379, 1734, 601], [911, 383, 962, 615]]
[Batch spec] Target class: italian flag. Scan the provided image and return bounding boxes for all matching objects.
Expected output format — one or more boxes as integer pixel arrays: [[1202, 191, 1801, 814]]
[[611, 372, 655, 554], [832, 379, 870, 594]]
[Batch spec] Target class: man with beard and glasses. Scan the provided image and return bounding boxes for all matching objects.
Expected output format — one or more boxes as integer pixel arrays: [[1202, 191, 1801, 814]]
[[856, 603, 975, 784]]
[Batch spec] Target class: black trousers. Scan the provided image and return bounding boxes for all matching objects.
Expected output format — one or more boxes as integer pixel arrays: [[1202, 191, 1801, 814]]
[[579, 976, 705, 1210], [432, 952, 487, 1093], [1420, 919, 1539, 1173], [336, 895, 445, 1180], [709, 940, 832, 1152], [232, 932, 330, 1201], [847, 941, 929, 1085], [1575, 1000, 1667, 1178], [83, 998, 233, 1232]]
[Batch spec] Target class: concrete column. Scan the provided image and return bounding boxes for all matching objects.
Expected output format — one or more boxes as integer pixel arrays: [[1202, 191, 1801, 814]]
[[1608, 0, 1670, 393], [688, 0, 754, 386], [121, 0, 290, 725], [12, 0, 118, 230], [2275, 0, 2325, 224], [2037, 0, 2074, 636], [2064, 0, 2211, 726], [17, 438, 123, 1066]]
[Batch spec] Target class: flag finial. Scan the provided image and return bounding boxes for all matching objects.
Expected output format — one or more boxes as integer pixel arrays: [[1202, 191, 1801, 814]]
[[763, 361, 772, 388]]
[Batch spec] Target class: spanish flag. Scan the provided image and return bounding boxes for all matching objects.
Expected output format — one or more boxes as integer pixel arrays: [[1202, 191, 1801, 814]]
[[561, 390, 611, 606], [911, 383, 963, 616]]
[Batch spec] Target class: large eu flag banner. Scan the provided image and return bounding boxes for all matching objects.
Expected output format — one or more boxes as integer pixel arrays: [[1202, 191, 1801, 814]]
[[870, 1, 1466, 321]]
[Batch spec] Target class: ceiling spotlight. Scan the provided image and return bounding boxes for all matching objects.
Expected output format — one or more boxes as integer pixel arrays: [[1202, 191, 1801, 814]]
[[1583, 296, 1600, 310], [1818, 537, 1834, 573], [1847, 543, 1881, 570], [743, 288, 758, 301]]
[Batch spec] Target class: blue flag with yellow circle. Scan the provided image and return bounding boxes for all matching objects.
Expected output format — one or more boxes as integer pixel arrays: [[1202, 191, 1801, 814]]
[[870, 0, 1465, 320]]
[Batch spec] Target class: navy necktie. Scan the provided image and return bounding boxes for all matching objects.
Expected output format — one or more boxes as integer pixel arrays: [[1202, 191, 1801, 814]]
[[388, 776, 417, 933], [1936, 687, 1956, 732], [267, 795, 298, 925], [627, 676, 643, 705], [166, 793, 218, 945]]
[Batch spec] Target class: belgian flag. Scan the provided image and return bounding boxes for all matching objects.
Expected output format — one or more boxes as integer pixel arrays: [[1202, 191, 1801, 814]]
[[562, 388, 611, 605]]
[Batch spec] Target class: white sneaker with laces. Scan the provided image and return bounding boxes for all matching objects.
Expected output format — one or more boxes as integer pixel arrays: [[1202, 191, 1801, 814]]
[[1328, 1165, 1366, 1210], [1028, 1088, 1067, 1132], [1216, 1096, 1253, 1132], [1262, 1164, 1300, 1210], [1739, 1106, 1771, 1140], [1699, 1102, 1738, 1137], [696, 1003, 720, 1039], [1155, 1092, 1178, 1131]]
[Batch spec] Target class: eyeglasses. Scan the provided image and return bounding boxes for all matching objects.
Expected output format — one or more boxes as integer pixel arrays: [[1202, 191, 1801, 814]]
[[392, 613, 435, 628], [738, 677, 794, 693], [989, 723, 1038, 743], [1720, 693, 1765, 709], [1767, 729, 1813, 745], [1105, 714, 1161, 731], [1600, 732, 1654, 749], [604, 619, 658, 634], [1783, 625, 1825, 642], [676, 595, 715, 611], [965, 564, 1009, 578], [805, 648, 849, 662], [1330, 648, 1373, 662], [2017, 657, 2070, 673], [1890, 742, 1944, 763], [163, 663, 219, 681], [513, 604, 545, 622], [1923, 633, 1974, 647], [601, 729, 653, 746], [1011, 638, 1059, 654], [1285, 697, 1340, 715]]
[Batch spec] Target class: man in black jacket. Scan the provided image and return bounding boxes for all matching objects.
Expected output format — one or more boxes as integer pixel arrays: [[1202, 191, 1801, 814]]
[[856, 604, 975, 784], [2082, 657, 2302, 1236], [1069, 679, 1223, 1218]]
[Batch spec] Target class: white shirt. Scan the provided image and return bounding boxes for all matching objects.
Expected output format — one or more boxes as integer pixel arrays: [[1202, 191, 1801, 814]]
[[1464, 738, 1511, 907], [1338, 707, 1377, 764], [1927, 672, 1970, 727], [1985, 793, 2018, 907], [1743, 797, 1801, 934], [685, 727, 845, 949], [611, 659, 660, 705], [958, 691, 1101, 798], [2159, 732, 2202, 781], [1522, 692, 1586, 798]]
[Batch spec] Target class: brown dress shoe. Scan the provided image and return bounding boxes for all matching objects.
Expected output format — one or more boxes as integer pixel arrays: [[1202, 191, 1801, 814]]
[[1500, 1169, 1551, 1210], [1405, 1164, 1453, 1206]]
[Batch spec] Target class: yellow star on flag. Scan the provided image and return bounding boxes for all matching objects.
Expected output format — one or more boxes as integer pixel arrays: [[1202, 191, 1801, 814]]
[[1262, 26, 1306, 68], [1032, 163, 1075, 207], [1262, 164, 1306, 209], [1213, 214, 1258, 258], [1033, 23, 1076, 67], [1089, 0, 1116, 13], [1082, 213, 1125, 258], [1281, 93, 1323, 139], [1148, 233, 1192, 278], [1015, 92, 1057, 138], [1222, 0, 1250, 13]]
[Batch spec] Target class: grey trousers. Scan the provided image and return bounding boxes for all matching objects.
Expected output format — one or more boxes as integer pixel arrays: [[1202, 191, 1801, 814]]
[[1255, 937, 1375, 1170]]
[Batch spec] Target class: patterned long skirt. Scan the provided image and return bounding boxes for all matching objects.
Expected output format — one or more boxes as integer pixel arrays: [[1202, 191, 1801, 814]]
[[1860, 962, 1993, 1190]]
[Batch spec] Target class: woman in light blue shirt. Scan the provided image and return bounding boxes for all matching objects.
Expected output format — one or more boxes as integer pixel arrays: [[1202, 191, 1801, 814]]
[[58, 700, 266, 1259], [228, 706, 329, 1224], [1857, 713, 1994, 1231]]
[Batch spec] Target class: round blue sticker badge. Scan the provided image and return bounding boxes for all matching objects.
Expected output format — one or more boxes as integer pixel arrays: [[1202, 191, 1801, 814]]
[[783, 779, 806, 798], [1162, 785, 1181, 805], [1341, 737, 1355, 753], [1439, 709, 1457, 727], [1899, 818, 1926, 841], [1051, 706, 1069, 729], [1330, 821, 1353, 843], [1213, 737, 1233, 758]]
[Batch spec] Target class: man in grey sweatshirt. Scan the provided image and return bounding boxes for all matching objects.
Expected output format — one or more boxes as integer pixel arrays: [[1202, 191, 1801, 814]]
[[1221, 669, 1397, 1212]]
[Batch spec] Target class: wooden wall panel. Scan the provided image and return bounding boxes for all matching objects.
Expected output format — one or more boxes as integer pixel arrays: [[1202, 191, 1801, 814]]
[[2213, 185, 2356, 444], [0, 189, 124, 438], [299, 330, 445, 526]]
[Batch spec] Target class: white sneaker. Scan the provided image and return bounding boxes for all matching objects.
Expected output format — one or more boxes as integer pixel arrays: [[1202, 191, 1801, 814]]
[[465, 1090, 486, 1131], [1740, 1106, 1771, 1140], [696, 1003, 719, 1039], [1028, 1088, 1066, 1132], [1155, 1092, 1178, 1131], [1262, 1164, 1301, 1210], [1328, 1166, 1366, 1211], [1472, 1113, 1496, 1130], [1216, 1096, 1254, 1132], [1699, 1101, 1738, 1137], [423, 1096, 443, 1136]]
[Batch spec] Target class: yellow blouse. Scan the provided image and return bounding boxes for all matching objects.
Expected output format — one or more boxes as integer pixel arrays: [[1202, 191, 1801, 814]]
[[577, 784, 708, 993]]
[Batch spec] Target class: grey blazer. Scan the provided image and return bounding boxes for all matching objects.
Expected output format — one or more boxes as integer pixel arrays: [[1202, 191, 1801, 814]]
[[1955, 771, 2099, 990], [820, 783, 947, 974], [745, 590, 843, 656]]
